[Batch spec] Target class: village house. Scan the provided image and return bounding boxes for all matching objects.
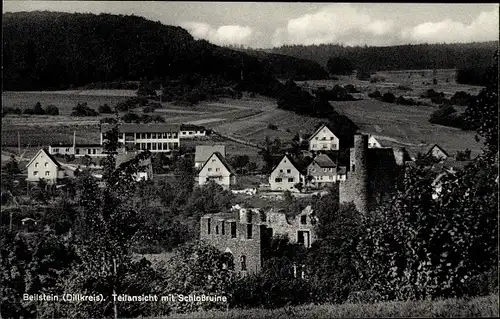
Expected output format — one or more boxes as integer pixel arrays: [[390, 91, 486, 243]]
[[200, 205, 315, 275], [308, 124, 340, 151], [194, 144, 226, 169], [198, 152, 236, 189], [269, 154, 305, 192], [100, 123, 180, 154], [180, 124, 207, 138], [307, 153, 346, 188], [426, 144, 449, 161], [368, 135, 383, 148], [26, 149, 74, 184], [48, 143, 107, 157]]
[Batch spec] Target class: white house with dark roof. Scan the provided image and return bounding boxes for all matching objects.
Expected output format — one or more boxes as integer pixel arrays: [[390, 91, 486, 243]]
[[368, 135, 383, 148], [195, 144, 226, 169], [100, 123, 180, 154], [307, 154, 346, 187], [26, 149, 69, 184], [198, 152, 236, 189], [269, 154, 305, 192], [308, 124, 339, 151], [427, 144, 449, 161]]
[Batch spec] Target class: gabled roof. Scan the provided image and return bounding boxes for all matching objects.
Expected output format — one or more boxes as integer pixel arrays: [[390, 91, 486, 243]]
[[200, 152, 236, 175], [271, 154, 306, 175], [311, 153, 336, 168], [308, 124, 336, 141], [426, 144, 449, 157], [26, 149, 61, 168], [195, 145, 226, 163]]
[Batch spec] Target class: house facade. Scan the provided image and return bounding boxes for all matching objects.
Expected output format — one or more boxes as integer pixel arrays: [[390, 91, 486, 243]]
[[195, 144, 226, 169], [48, 144, 107, 157], [368, 135, 383, 148], [100, 123, 180, 154], [269, 155, 304, 192], [308, 124, 340, 151], [26, 149, 68, 184], [307, 154, 346, 187], [198, 152, 236, 189], [180, 124, 207, 138]]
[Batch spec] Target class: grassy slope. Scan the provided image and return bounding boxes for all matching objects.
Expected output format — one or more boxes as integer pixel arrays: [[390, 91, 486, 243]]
[[163, 294, 498, 318]]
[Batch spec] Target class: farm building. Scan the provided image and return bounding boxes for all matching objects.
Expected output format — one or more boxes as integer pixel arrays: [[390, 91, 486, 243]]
[[48, 143, 107, 157], [195, 144, 226, 169], [200, 205, 315, 275], [100, 123, 180, 154], [308, 124, 340, 151], [307, 153, 347, 187], [180, 124, 207, 138], [269, 154, 305, 192], [198, 152, 236, 189]]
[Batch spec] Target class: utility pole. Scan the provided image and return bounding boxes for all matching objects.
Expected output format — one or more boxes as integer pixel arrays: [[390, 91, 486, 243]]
[[17, 131, 21, 155]]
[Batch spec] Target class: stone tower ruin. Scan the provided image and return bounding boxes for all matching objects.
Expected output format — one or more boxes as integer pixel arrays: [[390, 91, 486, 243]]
[[339, 133, 369, 214]]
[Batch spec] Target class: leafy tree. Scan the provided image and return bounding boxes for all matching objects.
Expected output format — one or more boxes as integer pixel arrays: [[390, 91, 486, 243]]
[[98, 103, 113, 114], [71, 103, 98, 117], [456, 149, 471, 161], [33, 102, 45, 115], [463, 51, 498, 155], [230, 155, 250, 174], [381, 92, 396, 103], [44, 105, 59, 116]]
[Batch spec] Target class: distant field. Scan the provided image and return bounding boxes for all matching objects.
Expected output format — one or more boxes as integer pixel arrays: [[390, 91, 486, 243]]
[[332, 99, 482, 157], [2, 91, 131, 116]]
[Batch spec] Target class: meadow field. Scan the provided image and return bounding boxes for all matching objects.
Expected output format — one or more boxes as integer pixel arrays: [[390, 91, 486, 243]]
[[162, 294, 498, 319]]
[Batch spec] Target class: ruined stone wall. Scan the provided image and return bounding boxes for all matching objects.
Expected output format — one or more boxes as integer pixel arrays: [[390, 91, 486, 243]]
[[200, 215, 270, 274], [266, 208, 316, 246]]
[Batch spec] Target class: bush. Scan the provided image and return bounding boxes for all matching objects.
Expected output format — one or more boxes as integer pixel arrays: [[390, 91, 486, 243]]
[[344, 84, 360, 93], [71, 103, 98, 116], [98, 103, 113, 114], [121, 112, 140, 123], [381, 92, 396, 103], [143, 105, 156, 113], [368, 90, 382, 99], [45, 105, 59, 115], [396, 96, 418, 106], [33, 102, 45, 115], [267, 124, 278, 130], [2, 107, 22, 116]]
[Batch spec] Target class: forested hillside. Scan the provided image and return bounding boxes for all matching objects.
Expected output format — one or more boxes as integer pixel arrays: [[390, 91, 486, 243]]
[[260, 42, 498, 73], [2, 11, 328, 91]]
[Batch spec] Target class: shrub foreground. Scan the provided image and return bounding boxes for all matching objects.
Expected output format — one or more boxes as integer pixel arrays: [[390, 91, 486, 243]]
[[163, 294, 499, 318]]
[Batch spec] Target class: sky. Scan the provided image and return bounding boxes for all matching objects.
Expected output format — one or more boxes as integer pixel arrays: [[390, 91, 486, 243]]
[[3, 1, 499, 48]]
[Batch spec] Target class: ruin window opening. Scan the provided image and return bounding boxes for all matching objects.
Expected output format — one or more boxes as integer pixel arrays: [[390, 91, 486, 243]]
[[240, 255, 247, 271], [247, 224, 253, 239], [231, 222, 236, 238], [207, 218, 211, 235]]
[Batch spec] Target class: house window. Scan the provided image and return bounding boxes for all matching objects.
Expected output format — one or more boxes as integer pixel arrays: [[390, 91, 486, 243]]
[[35, 162, 39, 168], [152, 143, 157, 150], [173, 142, 179, 149], [231, 222, 237, 238], [163, 143, 168, 150], [216, 168, 220, 172], [333, 144, 337, 148], [65, 148, 70, 152], [322, 145, 327, 149], [315, 137, 318, 140], [330, 137, 334, 140], [93, 149, 96, 154], [240, 255, 247, 271], [279, 169, 283, 173], [53, 148, 59, 153], [287, 169, 291, 173], [33, 171, 38, 176], [207, 218, 211, 235], [147, 143, 151, 150], [76, 149, 80, 154], [189, 132, 193, 135], [88, 149, 92, 154], [146, 133, 151, 139], [275, 178, 282, 182], [45, 171, 50, 176], [300, 215, 307, 225], [158, 143, 163, 150], [247, 224, 253, 239], [312, 168, 316, 172], [288, 177, 294, 182], [323, 168, 327, 172], [44, 162, 48, 167], [208, 168, 212, 172]]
